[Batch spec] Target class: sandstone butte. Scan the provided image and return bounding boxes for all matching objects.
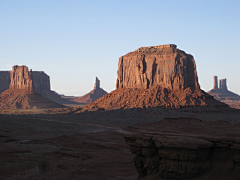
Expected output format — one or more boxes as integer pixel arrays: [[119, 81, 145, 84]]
[[72, 77, 107, 104], [0, 65, 64, 109], [208, 76, 240, 102], [80, 44, 230, 112], [0, 67, 72, 105]]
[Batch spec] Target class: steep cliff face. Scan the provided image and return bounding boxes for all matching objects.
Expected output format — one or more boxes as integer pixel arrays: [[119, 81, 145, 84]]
[[116, 44, 199, 91], [9, 65, 33, 90], [0, 71, 10, 93], [124, 117, 240, 179], [32, 71, 51, 93]]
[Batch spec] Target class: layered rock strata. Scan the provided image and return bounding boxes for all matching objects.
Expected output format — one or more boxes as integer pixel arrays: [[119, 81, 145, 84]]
[[82, 45, 229, 111], [124, 117, 240, 179], [73, 77, 108, 104]]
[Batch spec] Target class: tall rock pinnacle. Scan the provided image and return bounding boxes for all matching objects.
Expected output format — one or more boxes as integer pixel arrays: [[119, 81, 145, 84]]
[[94, 77, 100, 89], [213, 76, 218, 89]]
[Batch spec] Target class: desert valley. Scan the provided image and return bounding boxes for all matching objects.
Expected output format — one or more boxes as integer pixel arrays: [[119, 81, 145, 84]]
[[1, 44, 240, 180]]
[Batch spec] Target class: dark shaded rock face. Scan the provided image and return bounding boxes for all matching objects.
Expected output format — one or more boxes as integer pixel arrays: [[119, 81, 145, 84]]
[[124, 117, 240, 179], [116, 44, 200, 91], [73, 77, 108, 104], [0, 71, 10, 93], [9, 65, 33, 90], [32, 71, 51, 93]]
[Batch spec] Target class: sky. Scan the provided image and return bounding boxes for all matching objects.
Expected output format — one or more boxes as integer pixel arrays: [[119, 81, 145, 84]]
[[1, 0, 239, 96]]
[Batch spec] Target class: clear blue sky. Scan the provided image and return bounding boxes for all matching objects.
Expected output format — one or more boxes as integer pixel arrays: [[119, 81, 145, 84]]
[[1, 0, 239, 96]]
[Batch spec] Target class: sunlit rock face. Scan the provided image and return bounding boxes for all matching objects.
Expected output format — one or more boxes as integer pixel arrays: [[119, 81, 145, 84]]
[[116, 44, 200, 91]]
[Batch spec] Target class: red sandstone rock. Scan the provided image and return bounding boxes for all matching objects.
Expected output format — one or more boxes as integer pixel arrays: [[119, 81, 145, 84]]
[[9, 65, 33, 90], [0, 65, 64, 109], [82, 45, 229, 111], [73, 77, 108, 104], [116, 44, 199, 90], [0, 68, 72, 105]]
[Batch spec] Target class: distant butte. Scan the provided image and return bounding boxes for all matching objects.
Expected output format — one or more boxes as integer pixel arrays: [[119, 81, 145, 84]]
[[72, 77, 108, 104], [207, 76, 240, 108], [0, 67, 73, 105], [0, 65, 64, 109], [79, 44, 230, 112]]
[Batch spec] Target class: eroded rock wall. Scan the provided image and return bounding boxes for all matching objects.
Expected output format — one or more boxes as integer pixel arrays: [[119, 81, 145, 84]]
[[9, 65, 33, 90], [116, 44, 200, 91]]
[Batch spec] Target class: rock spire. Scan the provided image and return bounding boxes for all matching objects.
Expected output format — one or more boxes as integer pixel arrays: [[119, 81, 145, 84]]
[[94, 77, 100, 89]]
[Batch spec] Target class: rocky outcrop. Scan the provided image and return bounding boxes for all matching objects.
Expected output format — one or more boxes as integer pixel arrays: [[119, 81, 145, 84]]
[[82, 45, 230, 111], [73, 77, 108, 104], [208, 76, 240, 104], [0, 65, 64, 109], [9, 65, 33, 90], [124, 117, 240, 179], [116, 44, 200, 91]]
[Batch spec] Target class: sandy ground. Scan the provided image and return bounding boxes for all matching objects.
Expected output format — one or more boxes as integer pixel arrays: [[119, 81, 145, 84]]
[[0, 107, 240, 180]]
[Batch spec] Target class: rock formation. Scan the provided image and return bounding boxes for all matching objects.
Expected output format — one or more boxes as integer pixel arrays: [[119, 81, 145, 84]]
[[213, 76, 218, 89], [81, 44, 229, 111], [124, 117, 240, 179], [0, 65, 64, 109], [9, 65, 33, 90], [72, 77, 108, 104], [208, 76, 240, 106], [116, 44, 200, 90], [0, 67, 73, 105]]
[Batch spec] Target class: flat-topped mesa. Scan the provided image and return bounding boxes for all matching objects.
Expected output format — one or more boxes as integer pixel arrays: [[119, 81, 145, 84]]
[[94, 77, 100, 89], [116, 44, 200, 91], [9, 65, 33, 90]]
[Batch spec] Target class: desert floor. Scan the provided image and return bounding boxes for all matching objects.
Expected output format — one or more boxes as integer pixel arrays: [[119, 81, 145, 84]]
[[0, 107, 240, 180]]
